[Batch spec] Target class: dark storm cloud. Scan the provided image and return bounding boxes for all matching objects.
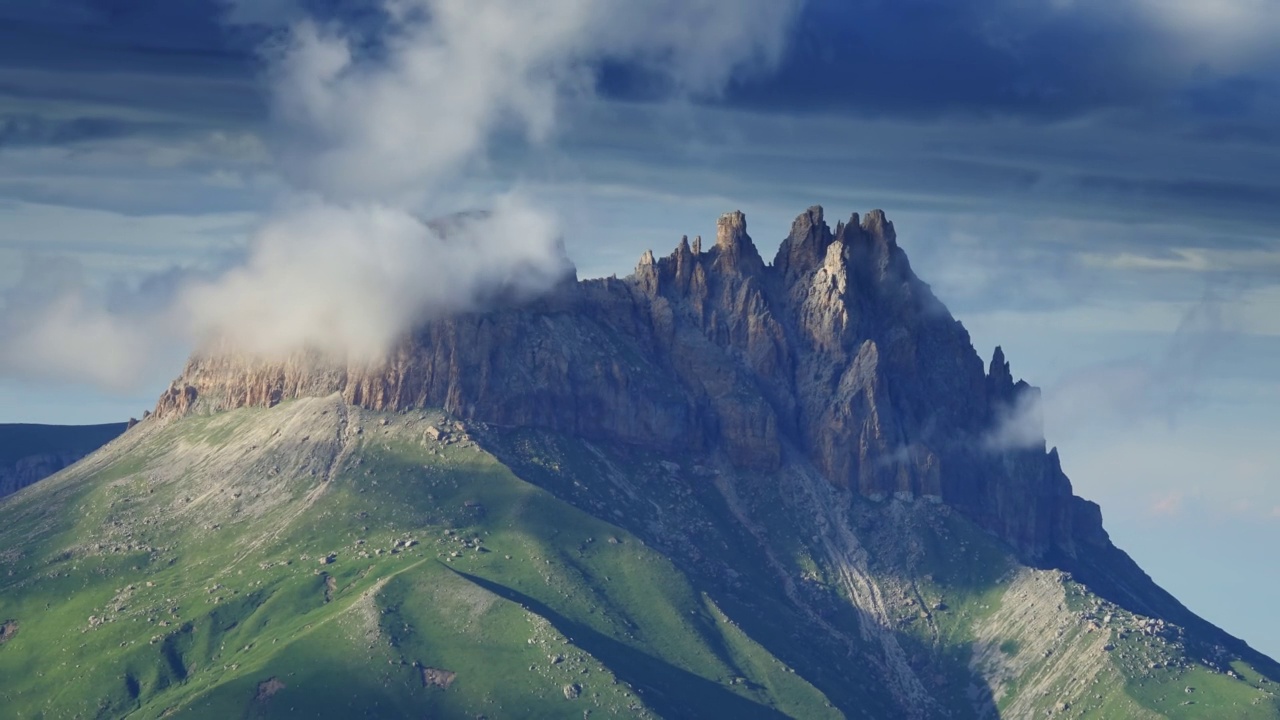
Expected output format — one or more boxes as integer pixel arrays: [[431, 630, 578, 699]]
[[3, 0, 1277, 144], [715, 0, 1280, 127], [13, 0, 1280, 104]]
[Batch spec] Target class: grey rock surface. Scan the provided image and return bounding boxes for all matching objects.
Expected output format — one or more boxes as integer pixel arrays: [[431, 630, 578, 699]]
[[153, 207, 1108, 563]]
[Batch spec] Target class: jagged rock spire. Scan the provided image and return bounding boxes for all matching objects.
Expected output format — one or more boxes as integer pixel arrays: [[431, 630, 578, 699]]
[[861, 208, 896, 245], [835, 213, 859, 243], [989, 346, 1014, 391], [716, 210, 749, 251], [713, 211, 766, 275], [774, 205, 835, 281]]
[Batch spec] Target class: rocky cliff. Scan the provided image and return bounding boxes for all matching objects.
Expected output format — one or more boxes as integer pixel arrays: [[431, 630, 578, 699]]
[[154, 207, 1108, 564]]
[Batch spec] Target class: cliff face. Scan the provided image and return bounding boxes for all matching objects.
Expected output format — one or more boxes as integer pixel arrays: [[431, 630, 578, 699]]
[[154, 206, 1108, 563]]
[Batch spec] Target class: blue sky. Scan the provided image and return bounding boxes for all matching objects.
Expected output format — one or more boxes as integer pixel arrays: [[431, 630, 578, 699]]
[[0, 0, 1277, 658]]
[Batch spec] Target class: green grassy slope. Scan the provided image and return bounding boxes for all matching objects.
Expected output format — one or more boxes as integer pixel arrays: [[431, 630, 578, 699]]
[[0, 399, 1274, 718], [0, 399, 837, 719], [485, 427, 1280, 719]]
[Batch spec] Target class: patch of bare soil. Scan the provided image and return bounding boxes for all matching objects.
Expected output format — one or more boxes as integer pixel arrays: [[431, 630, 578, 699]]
[[255, 677, 286, 702], [0, 619, 17, 644], [971, 569, 1112, 717], [421, 667, 457, 689]]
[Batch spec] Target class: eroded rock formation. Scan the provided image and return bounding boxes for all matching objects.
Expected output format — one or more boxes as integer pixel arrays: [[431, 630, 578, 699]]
[[154, 207, 1108, 564]]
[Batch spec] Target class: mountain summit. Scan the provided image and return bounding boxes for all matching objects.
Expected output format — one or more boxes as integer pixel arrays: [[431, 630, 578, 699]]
[[158, 207, 1100, 563], [2, 208, 1276, 719]]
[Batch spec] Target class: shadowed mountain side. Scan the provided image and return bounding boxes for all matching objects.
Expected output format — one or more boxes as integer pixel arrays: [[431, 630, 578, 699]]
[[449, 566, 794, 720], [0, 422, 128, 498]]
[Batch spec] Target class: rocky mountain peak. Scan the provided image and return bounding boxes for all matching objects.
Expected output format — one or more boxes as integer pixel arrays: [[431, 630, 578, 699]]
[[860, 207, 896, 245], [988, 346, 1015, 397], [774, 205, 835, 282], [990, 345, 1010, 378], [712, 210, 766, 275], [715, 209, 749, 250], [154, 205, 1109, 565]]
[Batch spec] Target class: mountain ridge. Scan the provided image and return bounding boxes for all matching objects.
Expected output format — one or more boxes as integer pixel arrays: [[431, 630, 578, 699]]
[[154, 206, 1104, 565]]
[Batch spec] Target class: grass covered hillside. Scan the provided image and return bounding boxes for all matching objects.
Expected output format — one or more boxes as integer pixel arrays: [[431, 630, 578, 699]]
[[0, 397, 1275, 718]]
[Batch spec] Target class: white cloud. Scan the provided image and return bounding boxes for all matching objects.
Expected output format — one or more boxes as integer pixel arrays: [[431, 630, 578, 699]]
[[3, 292, 167, 389], [182, 195, 569, 361], [0, 255, 186, 390], [269, 0, 802, 202], [1080, 248, 1213, 272], [218, 0, 805, 359], [983, 387, 1045, 451], [1041, 0, 1280, 71], [1132, 0, 1280, 68], [1, 0, 806, 388]]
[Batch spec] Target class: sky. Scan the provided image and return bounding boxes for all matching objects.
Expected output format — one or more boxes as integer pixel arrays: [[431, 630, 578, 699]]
[[0, 0, 1277, 659]]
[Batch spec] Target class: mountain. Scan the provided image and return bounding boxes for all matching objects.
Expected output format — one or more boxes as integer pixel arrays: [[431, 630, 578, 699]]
[[0, 421, 128, 498], [1, 207, 1276, 719]]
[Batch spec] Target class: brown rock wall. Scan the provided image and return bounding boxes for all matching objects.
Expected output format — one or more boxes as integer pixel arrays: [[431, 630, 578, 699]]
[[153, 206, 1108, 562]]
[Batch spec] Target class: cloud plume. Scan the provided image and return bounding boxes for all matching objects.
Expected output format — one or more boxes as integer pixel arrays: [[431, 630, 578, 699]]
[[265, 0, 802, 201], [182, 196, 568, 360], [0, 0, 804, 387], [982, 288, 1238, 451]]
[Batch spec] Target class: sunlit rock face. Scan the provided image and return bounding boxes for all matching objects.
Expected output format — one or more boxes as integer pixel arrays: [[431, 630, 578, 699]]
[[155, 206, 1107, 563]]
